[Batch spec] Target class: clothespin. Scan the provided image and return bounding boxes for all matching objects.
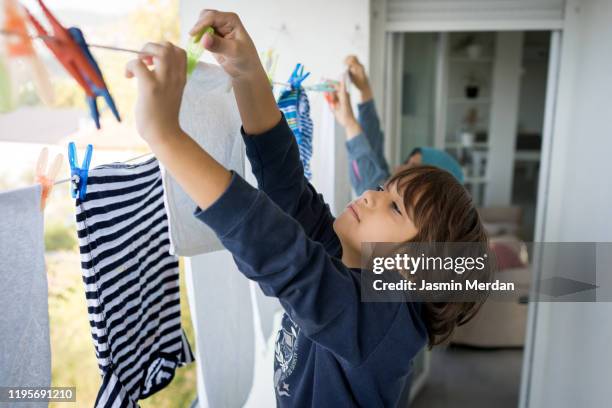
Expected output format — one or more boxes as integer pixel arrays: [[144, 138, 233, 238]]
[[24, 0, 119, 129], [4, 0, 35, 58], [288, 63, 310, 89], [68, 142, 92, 200], [321, 79, 340, 108], [261, 48, 279, 86], [3, 0, 54, 105], [35, 147, 63, 211], [68, 27, 121, 129], [186, 26, 214, 76], [307, 82, 337, 93]]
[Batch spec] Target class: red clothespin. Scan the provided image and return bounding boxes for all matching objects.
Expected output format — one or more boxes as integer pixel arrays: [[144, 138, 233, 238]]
[[35, 147, 63, 211], [24, 0, 103, 95], [23, 0, 119, 128]]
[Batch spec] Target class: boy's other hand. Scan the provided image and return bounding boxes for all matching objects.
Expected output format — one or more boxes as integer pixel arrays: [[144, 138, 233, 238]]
[[332, 81, 362, 140], [125, 42, 187, 144], [345, 55, 373, 102], [190, 10, 262, 81]]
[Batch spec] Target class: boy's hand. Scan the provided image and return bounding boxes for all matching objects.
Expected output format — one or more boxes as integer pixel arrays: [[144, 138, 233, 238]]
[[345, 55, 373, 102], [331, 81, 362, 140], [188, 9, 280, 135], [190, 10, 261, 81], [125, 42, 187, 144]]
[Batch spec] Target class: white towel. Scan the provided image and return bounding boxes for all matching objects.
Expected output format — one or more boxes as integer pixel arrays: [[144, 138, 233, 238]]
[[0, 185, 51, 400], [162, 62, 245, 256]]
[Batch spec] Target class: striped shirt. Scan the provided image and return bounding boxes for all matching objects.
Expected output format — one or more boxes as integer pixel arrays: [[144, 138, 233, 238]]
[[75, 158, 194, 407], [278, 88, 314, 179]]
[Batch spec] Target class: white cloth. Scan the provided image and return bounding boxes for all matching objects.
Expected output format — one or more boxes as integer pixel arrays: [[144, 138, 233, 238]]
[[162, 62, 245, 256], [185, 252, 255, 408], [0, 185, 51, 402]]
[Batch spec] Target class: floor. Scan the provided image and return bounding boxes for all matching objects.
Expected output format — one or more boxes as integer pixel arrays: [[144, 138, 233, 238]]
[[411, 346, 524, 408]]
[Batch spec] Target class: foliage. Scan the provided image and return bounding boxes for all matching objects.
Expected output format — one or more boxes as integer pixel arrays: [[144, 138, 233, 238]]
[[44, 221, 77, 252]]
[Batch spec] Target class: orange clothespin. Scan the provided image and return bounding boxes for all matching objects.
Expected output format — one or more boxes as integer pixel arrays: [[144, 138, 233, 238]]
[[3, 0, 54, 105], [24, 0, 119, 128], [4, 0, 35, 57], [24, 0, 104, 99], [35, 147, 63, 211]]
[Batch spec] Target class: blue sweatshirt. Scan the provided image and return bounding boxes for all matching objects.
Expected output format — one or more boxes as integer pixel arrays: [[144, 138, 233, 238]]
[[195, 116, 427, 407], [346, 100, 464, 196]]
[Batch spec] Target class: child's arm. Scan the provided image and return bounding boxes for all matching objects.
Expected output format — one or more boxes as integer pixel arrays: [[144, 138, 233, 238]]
[[332, 81, 390, 195], [125, 14, 416, 364], [242, 118, 340, 254], [356, 99, 390, 176], [187, 12, 337, 250], [346, 55, 390, 176]]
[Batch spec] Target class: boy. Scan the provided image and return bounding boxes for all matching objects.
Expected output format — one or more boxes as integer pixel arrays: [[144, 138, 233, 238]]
[[125, 10, 489, 407]]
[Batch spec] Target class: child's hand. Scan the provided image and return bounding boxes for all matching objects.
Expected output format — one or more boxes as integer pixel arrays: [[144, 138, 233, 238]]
[[125, 42, 187, 144], [332, 81, 362, 139], [188, 9, 280, 135], [345, 55, 373, 102], [189, 10, 261, 81]]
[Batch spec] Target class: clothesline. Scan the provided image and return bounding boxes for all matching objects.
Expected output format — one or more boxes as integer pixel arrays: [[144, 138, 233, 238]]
[[1, 29, 146, 55], [2, 30, 340, 92], [53, 151, 154, 186]]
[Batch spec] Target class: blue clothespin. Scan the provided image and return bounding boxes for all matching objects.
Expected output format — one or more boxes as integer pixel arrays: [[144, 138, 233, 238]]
[[67, 27, 121, 129], [68, 142, 93, 200], [288, 63, 310, 89]]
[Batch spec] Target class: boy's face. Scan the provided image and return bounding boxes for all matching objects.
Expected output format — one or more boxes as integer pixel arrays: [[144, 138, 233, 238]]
[[333, 182, 418, 262]]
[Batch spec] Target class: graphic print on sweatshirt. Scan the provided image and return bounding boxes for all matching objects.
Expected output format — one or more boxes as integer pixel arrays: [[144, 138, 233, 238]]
[[274, 313, 300, 397]]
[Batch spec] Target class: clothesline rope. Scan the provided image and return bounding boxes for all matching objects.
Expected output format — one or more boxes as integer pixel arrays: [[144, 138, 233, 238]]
[[3, 30, 338, 91], [1, 29, 145, 55], [53, 151, 154, 185]]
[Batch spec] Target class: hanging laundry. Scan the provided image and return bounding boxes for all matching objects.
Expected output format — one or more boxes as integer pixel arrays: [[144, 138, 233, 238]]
[[75, 158, 193, 407], [0, 185, 51, 399], [277, 88, 314, 179], [2, 0, 54, 105], [185, 253, 256, 408], [161, 62, 244, 256]]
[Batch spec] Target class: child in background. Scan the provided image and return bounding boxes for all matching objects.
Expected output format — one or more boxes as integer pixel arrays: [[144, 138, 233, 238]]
[[125, 10, 490, 407], [331, 56, 464, 196]]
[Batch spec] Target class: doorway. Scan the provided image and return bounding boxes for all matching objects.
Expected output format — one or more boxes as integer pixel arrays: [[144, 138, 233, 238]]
[[386, 30, 557, 408]]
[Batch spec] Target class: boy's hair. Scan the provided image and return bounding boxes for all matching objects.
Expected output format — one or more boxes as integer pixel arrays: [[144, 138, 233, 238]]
[[387, 165, 492, 347]]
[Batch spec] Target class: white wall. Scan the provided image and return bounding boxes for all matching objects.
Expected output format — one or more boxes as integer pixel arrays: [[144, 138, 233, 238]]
[[525, 1, 612, 407], [485, 32, 524, 206]]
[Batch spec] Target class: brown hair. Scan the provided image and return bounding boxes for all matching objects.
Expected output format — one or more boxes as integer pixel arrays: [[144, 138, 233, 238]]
[[387, 165, 492, 347]]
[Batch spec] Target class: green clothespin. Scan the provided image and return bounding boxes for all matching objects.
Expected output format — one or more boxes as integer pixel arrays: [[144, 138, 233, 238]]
[[186, 26, 215, 76]]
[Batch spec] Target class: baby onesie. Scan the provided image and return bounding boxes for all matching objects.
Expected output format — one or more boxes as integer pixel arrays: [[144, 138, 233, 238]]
[[161, 62, 245, 256], [75, 158, 193, 407], [277, 88, 314, 179]]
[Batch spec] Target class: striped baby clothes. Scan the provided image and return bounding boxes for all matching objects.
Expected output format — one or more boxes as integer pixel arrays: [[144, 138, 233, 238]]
[[278, 88, 314, 179], [75, 158, 194, 407]]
